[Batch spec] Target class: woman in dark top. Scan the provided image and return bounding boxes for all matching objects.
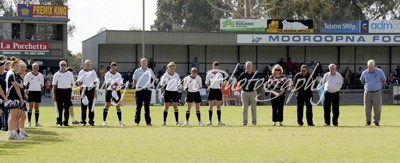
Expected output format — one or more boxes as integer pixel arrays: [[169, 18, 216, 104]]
[[17, 61, 29, 138], [267, 64, 288, 126], [6, 57, 25, 140], [0, 61, 8, 141]]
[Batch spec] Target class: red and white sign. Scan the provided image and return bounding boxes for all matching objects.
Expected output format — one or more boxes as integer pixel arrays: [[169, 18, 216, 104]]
[[0, 41, 50, 56], [0, 41, 49, 51]]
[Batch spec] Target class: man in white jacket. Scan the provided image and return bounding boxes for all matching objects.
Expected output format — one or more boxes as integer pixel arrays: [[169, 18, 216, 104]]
[[321, 64, 343, 126]]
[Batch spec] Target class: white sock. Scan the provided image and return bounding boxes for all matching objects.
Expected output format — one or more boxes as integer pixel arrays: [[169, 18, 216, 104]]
[[72, 117, 76, 121]]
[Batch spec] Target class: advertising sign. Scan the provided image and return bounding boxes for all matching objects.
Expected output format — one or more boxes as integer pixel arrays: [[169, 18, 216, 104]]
[[18, 4, 68, 19], [71, 89, 106, 105], [237, 34, 400, 45], [220, 19, 267, 32], [368, 20, 400, 33], [267, 19, 314, 33], [320, 20, 360, 33], [0, 41, 49, 56]]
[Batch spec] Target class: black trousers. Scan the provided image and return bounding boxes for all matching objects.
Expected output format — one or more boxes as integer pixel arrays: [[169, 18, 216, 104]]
[[81, 89, 95, 125], [1, 106, 8, 131], [56, 88, 72, 125], [297, 94, 313, 125], [135, 90, 152, 124], [271, 93, 285, 122], [324, 92, 340, 125]]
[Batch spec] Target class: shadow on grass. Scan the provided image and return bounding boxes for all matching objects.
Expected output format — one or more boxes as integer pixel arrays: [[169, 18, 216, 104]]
[[0, 128, 64, 156]]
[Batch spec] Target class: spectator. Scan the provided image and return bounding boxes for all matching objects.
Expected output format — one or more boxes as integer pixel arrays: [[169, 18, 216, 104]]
[[396, 65, 400, 78], [123, 72, 132, 88], [221, 80, 230, 106], [148, 57, 156, 70], [278, 58, 286, 70], [158, 66, 167, 78], [389, 71, 399, 85], [98, 65, 106, 87], [286, 57, 294, 75], [45, 79, 52, 98], [309, 61, 315, 71], [263, 66, 271, 78], [191, 57, 200, 70], [344, 66, 352, 86]]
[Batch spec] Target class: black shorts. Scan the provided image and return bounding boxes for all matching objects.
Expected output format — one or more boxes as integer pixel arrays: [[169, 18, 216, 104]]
[[164, 91, 179, 103], [28, 91, 42, 103], [208, 89, 222, 101], [106, 90, 121, 103], [186, 92, 202, 103]]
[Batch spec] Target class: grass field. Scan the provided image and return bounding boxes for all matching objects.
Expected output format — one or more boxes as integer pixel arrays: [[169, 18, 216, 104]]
[[1, 105, 400, 162]]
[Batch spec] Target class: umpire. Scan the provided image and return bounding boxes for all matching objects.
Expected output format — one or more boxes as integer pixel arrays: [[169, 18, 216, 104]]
[[133, 58, 155, 126], [52, 60, 75, 126], [77, 60, 98, 126]]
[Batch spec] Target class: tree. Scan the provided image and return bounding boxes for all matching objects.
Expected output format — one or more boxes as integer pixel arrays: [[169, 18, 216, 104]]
[[206, 0, 267, 19], [151, 0, 226, 32], [0, 0, 14, 16], [68, 51, 82, 70]]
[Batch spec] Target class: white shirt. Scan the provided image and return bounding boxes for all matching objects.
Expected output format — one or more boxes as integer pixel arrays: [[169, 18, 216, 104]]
[[160, 72, 180, 92], [322, 72, 343, 93], [24, 72, 44, 91], [77, 69, 98, 89], [205, 71, 223, 89], [105, 71, 123, 90], [132, 67, 156, 89], [183, 75, 202, 93], [52, 71, 75, 89]]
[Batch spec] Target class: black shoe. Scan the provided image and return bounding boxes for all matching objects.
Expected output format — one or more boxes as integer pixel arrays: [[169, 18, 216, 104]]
[[64, 124, 70, 127], [333, 124, 338, 127], [365, 122, 371, 126], [308, 124, 315, 126], [89, 124, 95, 126], [147, 124, 152, 126], [298, 124, 303, 126], [374, 122, 380, 126]]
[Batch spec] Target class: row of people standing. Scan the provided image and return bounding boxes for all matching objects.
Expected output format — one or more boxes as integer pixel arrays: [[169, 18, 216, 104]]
[[87, 58, 387, 127]]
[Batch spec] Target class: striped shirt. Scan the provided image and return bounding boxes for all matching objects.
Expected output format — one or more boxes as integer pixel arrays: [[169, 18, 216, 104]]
[[267, 75, 288, 91]]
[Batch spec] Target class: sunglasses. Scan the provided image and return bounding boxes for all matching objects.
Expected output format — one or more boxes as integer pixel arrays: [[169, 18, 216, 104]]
[[275, 69, 281, 71], [61, 64, 67, 66]]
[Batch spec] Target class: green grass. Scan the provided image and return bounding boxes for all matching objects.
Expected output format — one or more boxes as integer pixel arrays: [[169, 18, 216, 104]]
[[1, 105, 400, 162]]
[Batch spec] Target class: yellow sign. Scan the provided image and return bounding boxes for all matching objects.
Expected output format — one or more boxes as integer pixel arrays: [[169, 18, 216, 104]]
[[121, 89, 136, 105]]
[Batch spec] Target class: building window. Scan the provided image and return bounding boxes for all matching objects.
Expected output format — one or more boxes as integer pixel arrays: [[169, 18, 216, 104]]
[[26, 23, 63, 41], [12, 24, 20, 39]]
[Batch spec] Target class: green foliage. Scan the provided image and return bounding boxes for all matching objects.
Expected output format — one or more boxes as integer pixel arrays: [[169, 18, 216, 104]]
[[153, 0, 400, 32], [68, 52, 82, 69], [152, 0, 226, 31]]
